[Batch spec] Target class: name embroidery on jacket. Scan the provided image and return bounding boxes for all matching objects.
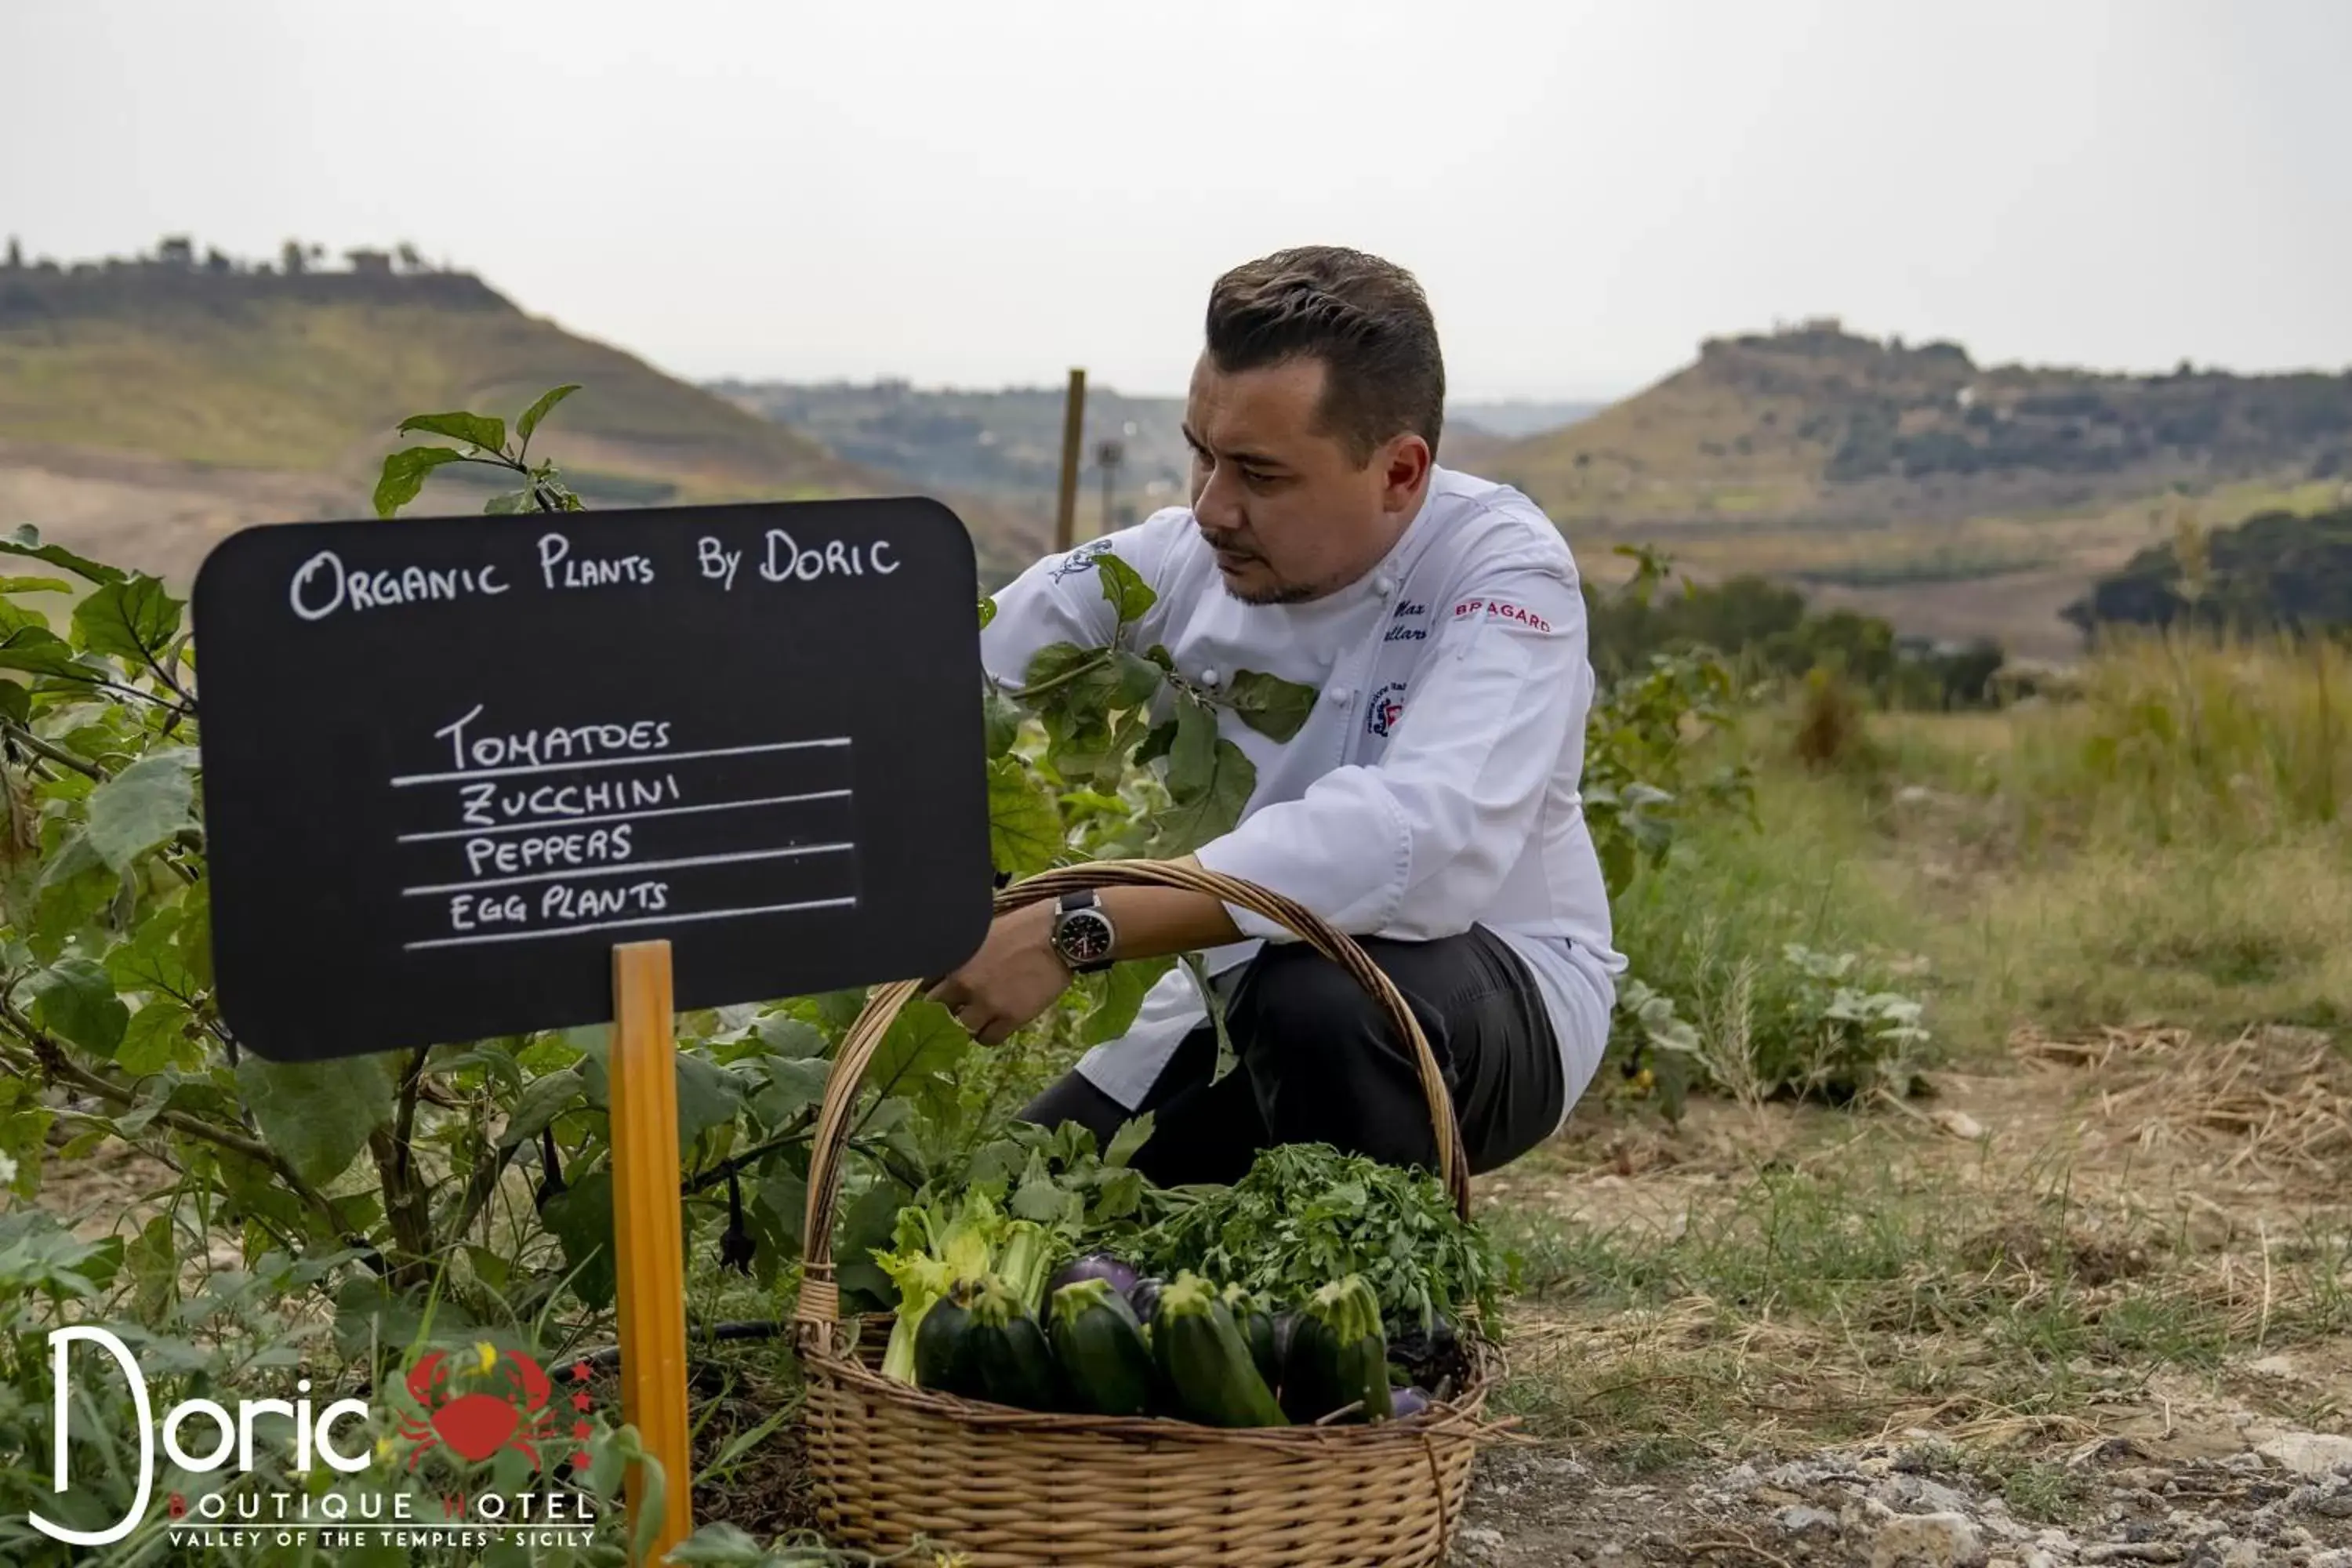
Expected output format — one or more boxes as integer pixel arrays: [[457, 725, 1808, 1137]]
[[1366, 681, 1406, 738], [1452, 597, 1553, 633], [1385, 600, 1429, 641]]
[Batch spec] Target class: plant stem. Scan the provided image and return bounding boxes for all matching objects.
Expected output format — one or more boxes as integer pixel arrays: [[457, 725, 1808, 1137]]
[[1008, 651, 1114, 703], [2, 720, 107, 780], [683, 1114, 816, 1195], [2, 1018, 342, 1229]]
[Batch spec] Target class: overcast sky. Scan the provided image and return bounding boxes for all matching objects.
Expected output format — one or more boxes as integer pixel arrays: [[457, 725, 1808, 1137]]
[[4, 1, 2347, 401]]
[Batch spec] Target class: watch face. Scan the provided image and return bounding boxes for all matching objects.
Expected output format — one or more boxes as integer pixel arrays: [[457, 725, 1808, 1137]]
[[1058, 910, 1115, 965]]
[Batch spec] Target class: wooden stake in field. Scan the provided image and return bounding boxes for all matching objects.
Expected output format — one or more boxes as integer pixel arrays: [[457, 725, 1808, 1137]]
[[1054, 366, 1087, 553], [610, 940, 694, 1560]]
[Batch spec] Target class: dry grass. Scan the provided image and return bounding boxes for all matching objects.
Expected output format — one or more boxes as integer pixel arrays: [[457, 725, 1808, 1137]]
[[1488, 1024, 2352, 1472]]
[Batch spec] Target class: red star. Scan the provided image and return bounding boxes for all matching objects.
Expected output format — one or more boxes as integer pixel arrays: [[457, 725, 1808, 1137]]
[[571, 1360, 592, 1382], [572, 1419, 593, 1440], [572, 1392, 591, 1412], [568, 1450, 591, 1469]]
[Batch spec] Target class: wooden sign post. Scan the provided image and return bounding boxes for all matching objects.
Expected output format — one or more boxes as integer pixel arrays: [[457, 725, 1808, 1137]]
[[610, 940, 691, 1557], [189, 498, 993, 1562]]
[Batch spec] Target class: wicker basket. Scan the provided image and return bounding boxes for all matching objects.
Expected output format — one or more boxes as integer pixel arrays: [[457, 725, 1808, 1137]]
[[792, 862, 1511, 1566]]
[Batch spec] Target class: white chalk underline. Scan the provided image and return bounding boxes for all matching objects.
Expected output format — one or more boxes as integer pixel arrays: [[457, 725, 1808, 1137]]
[[401, 841, 855, 896], [394, 789, 852, 844], [401, 895, 858, 951], [389, 736, 850, 788]]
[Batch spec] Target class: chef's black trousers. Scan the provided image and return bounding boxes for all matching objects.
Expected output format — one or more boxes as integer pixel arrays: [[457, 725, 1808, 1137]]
[[1017, 924, 1567, 1187]]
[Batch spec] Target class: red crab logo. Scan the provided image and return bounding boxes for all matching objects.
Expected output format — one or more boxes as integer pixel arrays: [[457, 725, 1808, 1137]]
[[395, 1346, 595, 1472]]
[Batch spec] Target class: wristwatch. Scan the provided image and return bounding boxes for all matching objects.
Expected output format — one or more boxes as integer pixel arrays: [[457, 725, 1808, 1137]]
[[1047, 891, 1118, 974]]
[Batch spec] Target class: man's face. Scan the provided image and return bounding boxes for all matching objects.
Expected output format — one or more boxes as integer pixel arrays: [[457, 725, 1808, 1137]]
[[1181, 352, 1428, 604]]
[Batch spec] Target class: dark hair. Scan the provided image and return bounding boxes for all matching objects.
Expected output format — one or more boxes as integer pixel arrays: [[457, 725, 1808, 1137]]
[[1203, 245, 1445, 465]]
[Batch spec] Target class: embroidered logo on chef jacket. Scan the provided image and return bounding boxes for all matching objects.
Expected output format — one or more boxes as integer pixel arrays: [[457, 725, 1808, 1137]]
[[1451, 597, 1554, 633], [1366, 681, 1406, 737], [1047, 537, 1118, 583], [1384, 600, 1429, 642]]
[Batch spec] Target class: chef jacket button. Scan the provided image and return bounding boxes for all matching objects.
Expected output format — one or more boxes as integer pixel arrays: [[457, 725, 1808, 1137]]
[[1330, 685, 1355, 706], [1372, 575, 1395, 597], [1198, 666, 1221, 688]]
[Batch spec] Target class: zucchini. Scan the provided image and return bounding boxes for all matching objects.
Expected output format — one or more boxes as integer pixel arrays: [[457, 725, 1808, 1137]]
[[914, 1277, 982, 1395], [1221, 1284, 1281, 1393], [1048, 1277, 1157, 1417], [1150, 1273, 1287, 1428], [962, 1275, 1062, 1412], [1279, 1276, 1392, 1425]]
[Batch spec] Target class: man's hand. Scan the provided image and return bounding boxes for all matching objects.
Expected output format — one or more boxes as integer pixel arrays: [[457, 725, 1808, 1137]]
[[924, 862, 1247, 1045], [924, 899, 1069, 1046]]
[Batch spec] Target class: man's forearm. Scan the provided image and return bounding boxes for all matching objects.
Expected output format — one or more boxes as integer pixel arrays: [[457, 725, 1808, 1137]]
[[1095, 858, 1243, 960]]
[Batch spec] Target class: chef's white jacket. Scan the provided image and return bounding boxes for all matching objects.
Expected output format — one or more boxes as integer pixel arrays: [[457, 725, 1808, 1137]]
[[979, 464, 1625, 1129]]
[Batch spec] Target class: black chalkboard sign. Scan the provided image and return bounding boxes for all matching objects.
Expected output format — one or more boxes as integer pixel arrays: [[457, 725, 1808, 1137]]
[[191, 497, 994, 1062]]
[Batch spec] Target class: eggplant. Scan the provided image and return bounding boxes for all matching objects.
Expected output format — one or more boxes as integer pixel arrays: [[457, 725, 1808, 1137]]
[[1127, 1276, 1168, 1324], [1388, 1386, 1432, 1421], [1046, 1250, 1140, 1301]]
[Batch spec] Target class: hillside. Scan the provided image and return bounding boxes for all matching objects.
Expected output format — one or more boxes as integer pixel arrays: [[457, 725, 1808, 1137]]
[[1493, 320, 2352, 660], [0, 247, 1050, 583], [708, 377, 1595, 535]]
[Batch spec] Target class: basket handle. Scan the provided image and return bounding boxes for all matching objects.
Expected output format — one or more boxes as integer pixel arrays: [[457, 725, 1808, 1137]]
[[793, 861, 1470, 1333]]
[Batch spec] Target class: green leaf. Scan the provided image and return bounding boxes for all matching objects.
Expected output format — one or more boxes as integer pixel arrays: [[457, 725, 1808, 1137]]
[[397, 410, 507, 454], [0, 626, 88, 677], [25, 957, 129, 1055], [83, 747, 199, 872], [978, 596, 997, 630], [0, 526, 125, 586], [753, 1013, 826, 1058], [497, 1067, 584, 1152], [542, 1168, 617, 1309], [0, 576, 71, 596], [1223, 668, 1319, 742], [986, 756, 1062, 877], [1082, 956, 1174, 1047], [1095, 551, 1156, 625], [1149, 739, 1256, 856], [834, 1177, 910, 1312], [753, 1054, 829, 1126], [372, 445, 467, 518], [1104, 1112, 1156, 1170], [107, 906, 202, 1000], [71, 575, 183, 665], [1167, 691, 1220, 799], [865, 997, 968, 1103], [982, 684, 1024, 758], [117, 1000, 194, 1075], [514, 383, 579, 448], [675, 1051, 743, 1149], [234, 1052, 399, 1186], [1109, 649, 1164, 708], [1022, 641, 1098, 690], [483, 490, 532, 515]]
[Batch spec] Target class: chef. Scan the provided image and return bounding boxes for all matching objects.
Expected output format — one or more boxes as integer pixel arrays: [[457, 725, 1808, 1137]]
[[927, 244, 1626, 1186]]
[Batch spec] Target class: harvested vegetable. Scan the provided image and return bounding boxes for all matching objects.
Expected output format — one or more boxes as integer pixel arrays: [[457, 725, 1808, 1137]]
[[963, 1275, 1062, 1412], [1151, 1272, 1287, 1428], [995, 1218, 1057, 1314], [1127, 1275, 1167, 1324], [1048, 1277, 1157, 1417], [1388, 1386, 1431, 1421], [914, 1276, 982, 1394], [1131, 1143, 1502, 1335], [1046, 1250, 1140, 1301], [1280, 1275, 1392, 1425], [1221, 1283, 1280, 1393]]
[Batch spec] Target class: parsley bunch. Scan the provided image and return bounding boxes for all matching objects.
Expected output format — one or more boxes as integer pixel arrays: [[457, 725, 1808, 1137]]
[[1127, 1143, 1504, 1333]]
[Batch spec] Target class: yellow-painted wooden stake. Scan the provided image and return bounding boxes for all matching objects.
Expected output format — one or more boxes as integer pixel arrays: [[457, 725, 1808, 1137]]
[[610, 940, 693, 1562]]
